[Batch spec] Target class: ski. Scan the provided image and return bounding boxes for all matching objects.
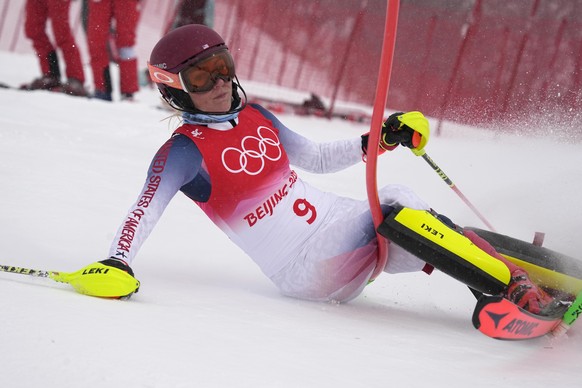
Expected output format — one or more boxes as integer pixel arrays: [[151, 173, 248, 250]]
[[472, 292, 582, 340]]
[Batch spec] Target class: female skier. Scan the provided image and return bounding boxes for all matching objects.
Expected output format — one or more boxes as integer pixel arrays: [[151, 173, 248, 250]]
[[77, 24, 552, 315]]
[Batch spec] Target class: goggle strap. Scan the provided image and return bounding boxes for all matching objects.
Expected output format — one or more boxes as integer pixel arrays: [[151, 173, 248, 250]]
[[147, 62, 188, 92]]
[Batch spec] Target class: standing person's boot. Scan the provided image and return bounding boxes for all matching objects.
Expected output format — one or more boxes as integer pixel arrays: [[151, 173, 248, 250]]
[[92, 67, 113, 101], [20, 50, 61, 90], [58, 78, 89, 97]]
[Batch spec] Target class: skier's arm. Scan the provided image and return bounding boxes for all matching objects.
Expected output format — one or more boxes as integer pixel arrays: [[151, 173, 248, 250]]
[[252, 104, 362, 173], [107, 135, 202, 264], [75, 135, 203, 299]]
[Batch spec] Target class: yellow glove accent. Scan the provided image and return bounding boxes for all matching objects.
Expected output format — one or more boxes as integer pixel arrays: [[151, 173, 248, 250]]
[[398, 111, 430, 156], [50, 262, 140, 299]]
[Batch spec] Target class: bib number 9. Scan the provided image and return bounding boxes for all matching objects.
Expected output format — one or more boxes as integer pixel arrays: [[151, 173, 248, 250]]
[[293, 199, 317, 224]]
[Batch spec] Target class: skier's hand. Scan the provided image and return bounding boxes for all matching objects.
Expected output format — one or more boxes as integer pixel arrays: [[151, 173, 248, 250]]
[[361, 129, 396, 157], [57, 258, 140, 299], [381, 111, 429, 155], [361, 111, 429, 158]]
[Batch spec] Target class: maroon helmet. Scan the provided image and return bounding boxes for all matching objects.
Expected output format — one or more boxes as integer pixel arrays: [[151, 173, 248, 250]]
[[148, 24, 246, 114]]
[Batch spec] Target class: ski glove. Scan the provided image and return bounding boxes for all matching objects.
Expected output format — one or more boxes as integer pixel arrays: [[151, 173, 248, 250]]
[[382, 111, 430, 155], [66, 258, 140, 299], [361, 111, 430, 157]]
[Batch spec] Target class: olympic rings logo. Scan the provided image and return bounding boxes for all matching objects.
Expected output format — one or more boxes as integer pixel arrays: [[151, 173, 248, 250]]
[[221, 126, 282, 175]]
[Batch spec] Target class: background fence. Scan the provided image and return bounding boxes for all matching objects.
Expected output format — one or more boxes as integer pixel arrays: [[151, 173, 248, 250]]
[[1, 0, 581, 132]]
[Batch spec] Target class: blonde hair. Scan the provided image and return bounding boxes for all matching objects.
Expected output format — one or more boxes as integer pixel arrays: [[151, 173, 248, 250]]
[[158, 97, 184, 131]]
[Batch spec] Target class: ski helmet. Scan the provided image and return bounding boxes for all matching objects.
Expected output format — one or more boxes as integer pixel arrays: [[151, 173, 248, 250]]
[[148, 24, 246, 114]]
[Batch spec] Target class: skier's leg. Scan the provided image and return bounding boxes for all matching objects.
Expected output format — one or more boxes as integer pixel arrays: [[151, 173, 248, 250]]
[[269, 195, 378, 303], [435, 212, 555, 314], [377, 184, 431, 275], [269, 184, 429, 303], [378, 206, 554, 314]]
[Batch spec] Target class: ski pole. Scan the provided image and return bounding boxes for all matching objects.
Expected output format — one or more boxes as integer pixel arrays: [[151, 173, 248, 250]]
[[416, 150, 496, 232], [0, 264, 57, 279], [551, 290, 582, 338], [0, 263, 139, 298], [0, 264, 91, 293]]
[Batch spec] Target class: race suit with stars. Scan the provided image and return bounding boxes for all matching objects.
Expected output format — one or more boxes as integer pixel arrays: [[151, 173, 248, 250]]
[[108, 104, 429, 302]]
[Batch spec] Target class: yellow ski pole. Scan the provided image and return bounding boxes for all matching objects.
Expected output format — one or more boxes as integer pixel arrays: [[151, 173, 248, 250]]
[[0, 263, 139, 298]]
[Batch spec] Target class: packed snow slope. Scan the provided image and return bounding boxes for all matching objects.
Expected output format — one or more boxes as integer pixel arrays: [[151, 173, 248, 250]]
[[1, 52, 581, 388]]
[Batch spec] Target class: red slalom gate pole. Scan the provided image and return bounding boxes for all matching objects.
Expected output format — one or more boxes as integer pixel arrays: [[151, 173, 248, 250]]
[[367, 0, 400, 281]]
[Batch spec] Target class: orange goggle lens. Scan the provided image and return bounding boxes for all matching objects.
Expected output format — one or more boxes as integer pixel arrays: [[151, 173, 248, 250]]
[[180, 50, 235, 93]]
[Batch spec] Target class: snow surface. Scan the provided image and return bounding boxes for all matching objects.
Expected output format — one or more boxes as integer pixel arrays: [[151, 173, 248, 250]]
[[1, 51, 582, 388]]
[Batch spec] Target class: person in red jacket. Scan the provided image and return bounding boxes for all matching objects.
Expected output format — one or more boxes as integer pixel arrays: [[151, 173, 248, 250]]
[[21, 0, 87, 96], [86, 0, 140, 101]]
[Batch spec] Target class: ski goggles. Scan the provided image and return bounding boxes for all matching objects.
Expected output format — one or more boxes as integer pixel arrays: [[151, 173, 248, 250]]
[[148, 49, 235, 93]]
